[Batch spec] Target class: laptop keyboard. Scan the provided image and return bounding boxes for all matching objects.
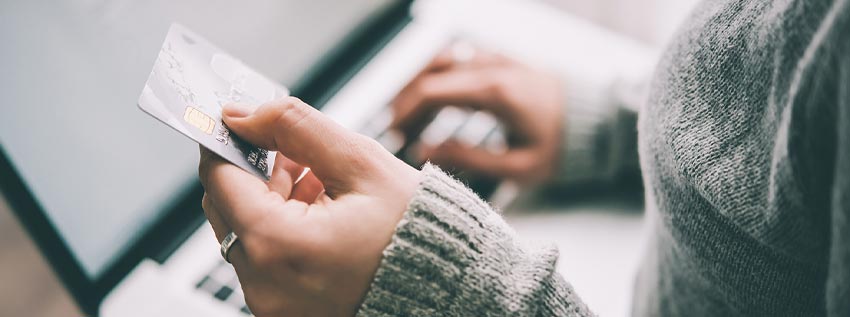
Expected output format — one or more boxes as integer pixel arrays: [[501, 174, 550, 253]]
[[196, 260, 252, 316], [357, 105, 504, 156]]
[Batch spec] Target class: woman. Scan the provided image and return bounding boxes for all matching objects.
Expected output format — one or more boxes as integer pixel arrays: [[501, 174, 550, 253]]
[[198, 0, 849, 315]]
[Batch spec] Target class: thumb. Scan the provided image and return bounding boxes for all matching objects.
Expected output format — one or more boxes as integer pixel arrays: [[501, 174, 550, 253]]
[[222, 97, 382, 195]]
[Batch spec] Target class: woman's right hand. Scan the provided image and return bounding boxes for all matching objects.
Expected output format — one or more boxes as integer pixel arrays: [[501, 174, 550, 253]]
[[199, 97, 421, 316], [391, 47, 565, 184]]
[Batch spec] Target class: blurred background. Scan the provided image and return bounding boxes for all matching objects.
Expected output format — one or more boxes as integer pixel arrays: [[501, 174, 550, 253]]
[[0, 0, 697, 316]]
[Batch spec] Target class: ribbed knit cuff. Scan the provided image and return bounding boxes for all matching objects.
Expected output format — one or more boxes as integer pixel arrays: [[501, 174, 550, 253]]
[[357, 164, 591, 316], [555, 78, 615, 185]]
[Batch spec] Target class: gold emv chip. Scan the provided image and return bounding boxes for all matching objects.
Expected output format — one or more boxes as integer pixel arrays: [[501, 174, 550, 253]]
[[183, 106, 215, 134]]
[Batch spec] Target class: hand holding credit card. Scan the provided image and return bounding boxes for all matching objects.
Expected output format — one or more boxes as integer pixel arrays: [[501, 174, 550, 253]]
[[138, 23, 289, 179]]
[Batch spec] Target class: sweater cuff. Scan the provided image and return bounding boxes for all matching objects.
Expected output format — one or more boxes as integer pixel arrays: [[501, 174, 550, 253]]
[[554, 77, 615, 185], [357, 163, 500, 315], [357, 164, 579, 316]]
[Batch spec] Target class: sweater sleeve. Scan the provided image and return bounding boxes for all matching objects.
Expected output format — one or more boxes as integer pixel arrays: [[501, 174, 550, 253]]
[[827, 16, 850, 315], [356, 164, 593, 317], [551, 75, 645, 186]]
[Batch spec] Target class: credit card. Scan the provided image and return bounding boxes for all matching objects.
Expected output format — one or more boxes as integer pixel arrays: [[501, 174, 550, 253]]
[[138, 23, 289, 179]]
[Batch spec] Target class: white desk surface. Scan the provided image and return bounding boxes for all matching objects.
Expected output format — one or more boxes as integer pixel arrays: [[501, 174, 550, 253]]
[[505, 189, 646, 317]]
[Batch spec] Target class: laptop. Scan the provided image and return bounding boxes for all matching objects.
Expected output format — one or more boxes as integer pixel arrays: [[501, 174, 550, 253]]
[[0, 0, 657, 315]]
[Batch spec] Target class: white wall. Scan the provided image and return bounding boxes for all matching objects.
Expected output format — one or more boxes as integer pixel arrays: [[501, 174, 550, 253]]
[[542, 0, 700, 46]]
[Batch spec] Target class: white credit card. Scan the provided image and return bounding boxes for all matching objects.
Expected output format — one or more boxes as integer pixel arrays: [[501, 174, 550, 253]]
[[138, 23, 289, 179]]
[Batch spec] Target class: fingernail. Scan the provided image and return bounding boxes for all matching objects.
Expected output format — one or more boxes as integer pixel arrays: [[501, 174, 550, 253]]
[[222, 103, 254, 118]]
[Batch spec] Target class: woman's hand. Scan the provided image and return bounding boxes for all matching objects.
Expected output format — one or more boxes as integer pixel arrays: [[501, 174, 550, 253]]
[[198, 97, 420, 317], [392, 48, 565, 184]]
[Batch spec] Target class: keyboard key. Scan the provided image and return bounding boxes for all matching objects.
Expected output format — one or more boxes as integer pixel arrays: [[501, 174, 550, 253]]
[[454, 111, 499, 147], [196, 260, 251, 314], [419, 107, 470, 147], [375, 129, 404, 154], [214, 285, 234, 301]]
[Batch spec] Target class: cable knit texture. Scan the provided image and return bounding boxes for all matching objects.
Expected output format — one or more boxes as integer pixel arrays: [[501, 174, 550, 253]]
[[357, 0, 849, 316], [357, 164, 593, 317]]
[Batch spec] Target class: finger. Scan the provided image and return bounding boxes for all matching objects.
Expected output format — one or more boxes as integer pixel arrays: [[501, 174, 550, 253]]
[[384, 50, 454, 140], [267, 152, 306, 199], [421, 47, 455, 73], [422, 141, 537, 180], [201, 195, 251, 267], [391, 49, 513, 140], [202, 193, 231, 243], [290, 169, 324, 202], [221, 97, 384, 195], [391, 68, 515, 132], [198, 146, 271, 234]]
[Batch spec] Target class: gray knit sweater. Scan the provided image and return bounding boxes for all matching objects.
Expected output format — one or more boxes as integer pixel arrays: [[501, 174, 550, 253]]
[[357, 0, 850, 316]]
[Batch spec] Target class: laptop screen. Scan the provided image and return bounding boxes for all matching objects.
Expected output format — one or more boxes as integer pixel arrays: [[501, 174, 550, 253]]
[[0, 0, 395, 279]]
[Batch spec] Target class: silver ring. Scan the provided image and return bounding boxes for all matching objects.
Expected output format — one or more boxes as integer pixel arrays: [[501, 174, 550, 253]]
[[220, 231, 239, 263]]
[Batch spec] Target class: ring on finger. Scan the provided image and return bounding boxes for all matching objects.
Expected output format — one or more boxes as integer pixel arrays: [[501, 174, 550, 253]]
[[220, 231, 239, 263]]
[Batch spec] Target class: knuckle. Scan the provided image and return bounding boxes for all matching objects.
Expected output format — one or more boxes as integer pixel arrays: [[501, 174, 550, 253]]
[[486, 71, 512, 100], [358, 135, 386, 154], [271, 97, 312, 130], [346, 135, 388, 169], [415, 77, 436, 96], [197, 149, 228, 190], [268, 96, 296, 114], [406, 75, 427, 93], [198, 151, 209, 173], [518, 155, 537, 173], [201, 194, 212, 212], [396, 76, 441, 121], [278, 96, 309, 113], [502, 155, 525, 174], [284, 226, 328, 272], [396, 83, 425, 114], [242, 235, 280, 270], [233, 207, 336, 282], [197, 157, 214, 188], [511, 154, 541, 181], [412, 77, 443, 105]]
